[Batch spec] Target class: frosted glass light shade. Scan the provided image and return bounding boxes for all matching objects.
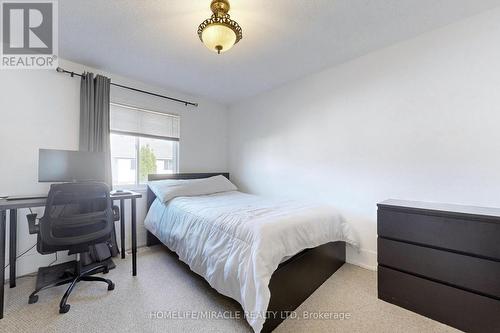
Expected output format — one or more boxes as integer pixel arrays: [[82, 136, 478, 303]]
[[201, 23, 237, 54]]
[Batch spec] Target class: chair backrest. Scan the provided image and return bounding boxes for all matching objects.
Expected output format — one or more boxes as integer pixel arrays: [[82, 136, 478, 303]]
[[39, 182, 113, 249]]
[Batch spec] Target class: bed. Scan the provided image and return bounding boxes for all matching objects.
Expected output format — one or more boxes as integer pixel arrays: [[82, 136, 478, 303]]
[[144, 173, 357, 332]]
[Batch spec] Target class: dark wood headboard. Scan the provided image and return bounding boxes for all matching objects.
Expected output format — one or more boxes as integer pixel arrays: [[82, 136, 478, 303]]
[[146, 173, 230, 210]]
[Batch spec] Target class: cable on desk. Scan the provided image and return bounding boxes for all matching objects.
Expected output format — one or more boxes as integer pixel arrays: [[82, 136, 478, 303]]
[[4, 243, 37, 269], [5, 207, 61, 269]]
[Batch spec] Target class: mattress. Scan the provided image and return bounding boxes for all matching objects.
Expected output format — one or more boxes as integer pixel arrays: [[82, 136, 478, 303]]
[[144, 190, 357, 332]]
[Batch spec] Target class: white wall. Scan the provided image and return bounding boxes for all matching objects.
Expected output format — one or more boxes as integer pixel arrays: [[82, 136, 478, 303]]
[[0, 59, 228, 278], [3, 7, 500, 278], [228, 8, 500, 270]]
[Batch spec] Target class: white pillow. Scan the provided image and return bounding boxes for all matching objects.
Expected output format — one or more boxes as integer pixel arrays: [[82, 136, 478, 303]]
[[148, 175, 237, 203]]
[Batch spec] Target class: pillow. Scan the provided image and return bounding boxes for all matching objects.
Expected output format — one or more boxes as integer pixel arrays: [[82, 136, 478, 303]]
[[148, 175, 237, 203]]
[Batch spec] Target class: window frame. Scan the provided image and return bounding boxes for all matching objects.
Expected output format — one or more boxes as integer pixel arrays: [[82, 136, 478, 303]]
[[110, 102, 180, 189]]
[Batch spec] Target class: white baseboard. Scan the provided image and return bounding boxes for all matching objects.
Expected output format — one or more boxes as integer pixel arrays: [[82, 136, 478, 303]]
[[346, 246, 377, 271]]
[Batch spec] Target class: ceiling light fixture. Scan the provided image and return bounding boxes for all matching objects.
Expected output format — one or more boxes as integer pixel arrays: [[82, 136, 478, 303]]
[[197, 0, 242, 54]]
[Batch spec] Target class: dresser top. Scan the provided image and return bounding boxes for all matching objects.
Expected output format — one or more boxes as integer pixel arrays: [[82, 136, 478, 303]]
[[378, 199, 500, 220]]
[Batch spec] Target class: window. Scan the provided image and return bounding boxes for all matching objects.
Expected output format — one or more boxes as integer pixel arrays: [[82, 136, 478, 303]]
[[156, 158, 173, 171], [110, 103, 179, 186]]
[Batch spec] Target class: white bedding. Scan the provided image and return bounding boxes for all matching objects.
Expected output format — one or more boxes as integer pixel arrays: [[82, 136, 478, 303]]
[[144, 190, 358, 332]]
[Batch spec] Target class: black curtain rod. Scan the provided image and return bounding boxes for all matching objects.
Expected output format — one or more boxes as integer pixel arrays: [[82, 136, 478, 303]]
[[56, 67, 198, 107]]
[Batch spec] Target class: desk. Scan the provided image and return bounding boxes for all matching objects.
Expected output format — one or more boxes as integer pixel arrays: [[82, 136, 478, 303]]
[[0, 191, 142, 319]]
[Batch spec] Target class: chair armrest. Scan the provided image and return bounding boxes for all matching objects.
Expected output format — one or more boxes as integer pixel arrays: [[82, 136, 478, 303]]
[[112, 205, 120, 221], [26, 213, 39, 234]]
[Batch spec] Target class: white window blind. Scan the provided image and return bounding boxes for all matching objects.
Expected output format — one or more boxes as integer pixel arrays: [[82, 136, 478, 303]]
[[110, 103, 180, 141]]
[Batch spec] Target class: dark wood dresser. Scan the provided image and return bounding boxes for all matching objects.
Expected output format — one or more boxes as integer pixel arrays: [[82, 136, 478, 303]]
[[377, 199, 500, 333]]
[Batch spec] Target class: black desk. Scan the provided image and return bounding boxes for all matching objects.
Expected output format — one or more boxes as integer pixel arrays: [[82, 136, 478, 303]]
[[0, 191, 142, 319]]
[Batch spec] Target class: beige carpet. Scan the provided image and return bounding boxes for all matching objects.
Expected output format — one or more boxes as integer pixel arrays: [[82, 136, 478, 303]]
[[1, 246, 460, 333]]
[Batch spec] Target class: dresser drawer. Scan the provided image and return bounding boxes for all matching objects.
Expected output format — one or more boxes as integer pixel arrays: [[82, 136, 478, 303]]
[[378, 208, 500, 260], [378, 266, 500, 333], [378, 237, 500, 298]]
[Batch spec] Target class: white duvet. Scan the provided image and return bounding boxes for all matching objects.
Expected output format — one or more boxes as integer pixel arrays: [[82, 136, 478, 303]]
[[144, 190, 358, 332]]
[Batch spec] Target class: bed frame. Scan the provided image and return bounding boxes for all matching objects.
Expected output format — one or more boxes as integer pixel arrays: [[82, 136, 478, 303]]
[[146, 173, 345, 332]]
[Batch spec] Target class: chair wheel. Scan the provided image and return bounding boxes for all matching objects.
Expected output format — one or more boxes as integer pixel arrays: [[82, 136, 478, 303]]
[[59, 304, 71, 314], [103, 267, 109, 274], [108, 282, 115, 291], [28, 295, 39, 304]]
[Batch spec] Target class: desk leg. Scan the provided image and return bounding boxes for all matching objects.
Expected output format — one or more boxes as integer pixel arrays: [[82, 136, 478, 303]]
[[9, 209, 17, 288], [0, 210, 6, 319], [131, 198, 137, 276], [120, 199, 125, 259]]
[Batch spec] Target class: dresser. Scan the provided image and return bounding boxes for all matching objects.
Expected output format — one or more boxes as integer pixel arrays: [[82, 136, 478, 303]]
[[377, 199, 500, 333]]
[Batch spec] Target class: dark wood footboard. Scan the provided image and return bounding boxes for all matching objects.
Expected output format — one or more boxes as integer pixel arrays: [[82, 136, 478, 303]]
[[148, 227, 345, 332], [264, 241, 345, 332]]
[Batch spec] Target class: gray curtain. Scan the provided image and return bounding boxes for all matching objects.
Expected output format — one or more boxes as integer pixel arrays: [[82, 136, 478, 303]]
[[79, 72, 112, 188], [79, 72, 119, 262]]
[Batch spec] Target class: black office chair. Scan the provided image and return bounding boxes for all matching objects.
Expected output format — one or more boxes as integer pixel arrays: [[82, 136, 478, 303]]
[[27, 182, 119, 313]]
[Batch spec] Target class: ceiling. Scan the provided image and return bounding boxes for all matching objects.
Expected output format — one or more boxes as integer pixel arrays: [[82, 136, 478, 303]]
[[59, 0, 500, 105]]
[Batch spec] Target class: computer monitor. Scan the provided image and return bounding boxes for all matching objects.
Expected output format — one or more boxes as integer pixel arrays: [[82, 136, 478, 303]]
[[38, 149, 106, 183]]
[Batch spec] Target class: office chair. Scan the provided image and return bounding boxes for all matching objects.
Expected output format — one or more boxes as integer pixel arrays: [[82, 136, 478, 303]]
[[26, 182, 119, 313]]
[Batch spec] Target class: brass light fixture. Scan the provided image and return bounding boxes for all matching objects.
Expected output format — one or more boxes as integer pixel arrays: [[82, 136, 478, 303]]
[[197, 0, 242, 54]]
